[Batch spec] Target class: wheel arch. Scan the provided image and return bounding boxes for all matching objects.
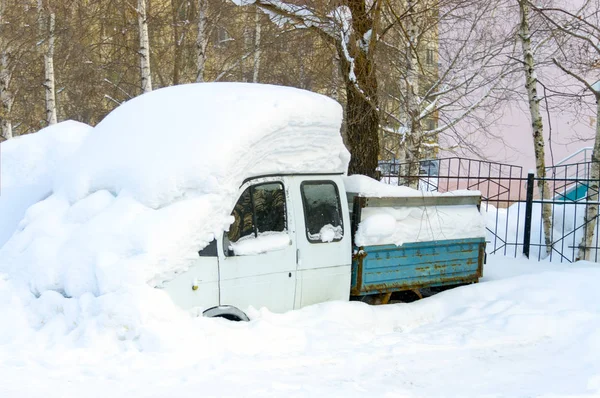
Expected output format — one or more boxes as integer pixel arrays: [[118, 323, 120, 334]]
[[202, 305, 250, 322]]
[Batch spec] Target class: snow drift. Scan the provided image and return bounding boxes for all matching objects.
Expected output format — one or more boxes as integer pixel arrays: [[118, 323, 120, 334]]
[[1, 256, 599, 397], [0, 121, 92, 248]]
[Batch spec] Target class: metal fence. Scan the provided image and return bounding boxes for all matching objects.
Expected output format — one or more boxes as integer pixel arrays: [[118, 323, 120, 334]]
[[378, 157, 600, 263]]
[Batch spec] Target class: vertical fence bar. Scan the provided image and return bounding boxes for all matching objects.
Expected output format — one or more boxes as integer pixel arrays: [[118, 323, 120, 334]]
[[514, 169, 523, 257], [523, 172, 535, 258]]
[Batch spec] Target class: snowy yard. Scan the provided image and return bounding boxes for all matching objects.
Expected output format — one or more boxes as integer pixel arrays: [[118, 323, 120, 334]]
[[0, 255, 599, 397], [1, 84, 599, 397]]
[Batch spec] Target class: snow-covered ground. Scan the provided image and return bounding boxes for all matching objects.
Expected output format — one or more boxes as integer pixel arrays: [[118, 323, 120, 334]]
[[1, 255, 599, 397], [1, 85, 599, 396]]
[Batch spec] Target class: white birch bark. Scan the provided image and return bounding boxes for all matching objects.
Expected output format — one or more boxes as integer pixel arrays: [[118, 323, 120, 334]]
[[0, 0, 12, 140], [0, 51, 13, 140], [518, 0, 552, 254], [138, 0, 152, 93], [252, 6, 261, 83], [195, 0, 208, 83], [578, 96, 600, 261], [44, 12, 57, 125], [403, 0, 422, 189]]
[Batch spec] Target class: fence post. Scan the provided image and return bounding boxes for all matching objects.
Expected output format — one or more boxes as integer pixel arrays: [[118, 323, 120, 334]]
[[523, 172, 535, 258]]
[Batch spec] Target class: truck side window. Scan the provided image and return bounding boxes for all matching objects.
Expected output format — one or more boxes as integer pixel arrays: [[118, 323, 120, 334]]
[[300, 181, 343, 243], [253, 183, 286, 234], [228, 186, 255, 243], [226, 182, 287, 255]]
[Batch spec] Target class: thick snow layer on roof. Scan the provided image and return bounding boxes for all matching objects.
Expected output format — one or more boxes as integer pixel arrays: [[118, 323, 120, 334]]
[[0, 83, 349, 297], [58, 83, 349, 208]]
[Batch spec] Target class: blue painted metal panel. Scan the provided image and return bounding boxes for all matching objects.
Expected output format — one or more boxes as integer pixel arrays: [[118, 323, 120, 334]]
[[351, 238, 485, 296], [554, 183, 588, 202]]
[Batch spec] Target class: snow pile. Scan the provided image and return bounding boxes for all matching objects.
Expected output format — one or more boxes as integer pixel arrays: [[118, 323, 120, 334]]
[[344, 174, 479, 198], [345, 175, 486, 247], [315, 224, 343, 242], [1, 255, 599, 397], [58, 83, 348, 208], [355, 205, 486, 247], [229, 231, 291, 255], [0, 83, 349, 297], [0, 121, 92, 248]]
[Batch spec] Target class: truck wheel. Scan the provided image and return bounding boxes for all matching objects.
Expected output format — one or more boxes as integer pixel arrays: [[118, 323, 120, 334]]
[[202, 305, 250, 322]]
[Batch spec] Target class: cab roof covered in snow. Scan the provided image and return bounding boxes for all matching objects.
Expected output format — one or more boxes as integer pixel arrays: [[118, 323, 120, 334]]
[[58, 82, 350, 209]]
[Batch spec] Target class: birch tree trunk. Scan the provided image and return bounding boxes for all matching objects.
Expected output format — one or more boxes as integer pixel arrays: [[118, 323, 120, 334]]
[[195, 0, 208, 83], [138, 0, 152, 93], [577, 96, 600, 261], [403, 0, 422, 189], [0, 0, 12, 140], [44, 12, 57, 125], [518, 0, 552, 254], [252, 6, 261, 83], [0, 51, 13, 140], [38, 1, 57, 125]]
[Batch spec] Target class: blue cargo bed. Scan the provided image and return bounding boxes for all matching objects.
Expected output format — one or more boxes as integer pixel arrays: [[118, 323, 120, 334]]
[[351, 237, 485, 296]]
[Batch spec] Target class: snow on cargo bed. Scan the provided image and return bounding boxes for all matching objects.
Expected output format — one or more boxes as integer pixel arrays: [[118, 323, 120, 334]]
[[0, 83, 349, 298], [344, 175, 485, 247]]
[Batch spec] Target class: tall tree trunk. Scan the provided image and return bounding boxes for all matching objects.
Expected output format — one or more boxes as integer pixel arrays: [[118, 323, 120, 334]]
[[518, 0, 552, 254], [577, 95, 600, 261], [403, 0, 422, 188], [138, 0, 152, 93], [340, 0, 380, 178], [195, 0, 208, 83], [0, 0, 12, 140], [38, 1, 57, 125], [171, 0, 182, 85], [0, 51, 12, 140], [252, 6, 261, 83], [44, 12, 57, 125]]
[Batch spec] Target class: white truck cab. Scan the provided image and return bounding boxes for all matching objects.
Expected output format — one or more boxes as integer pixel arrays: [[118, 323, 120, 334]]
[[163, 174, 352, 318]]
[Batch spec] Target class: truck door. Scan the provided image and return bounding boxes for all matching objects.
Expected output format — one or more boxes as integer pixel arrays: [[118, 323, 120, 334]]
[[291, 176, 352, 308], [219, 177, 297, 313], [161, 240, 220, 310]]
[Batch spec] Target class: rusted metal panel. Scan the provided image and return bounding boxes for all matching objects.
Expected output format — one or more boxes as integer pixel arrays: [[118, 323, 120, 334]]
[[362, 195, 481, 208], [351, 238, 485, 296]]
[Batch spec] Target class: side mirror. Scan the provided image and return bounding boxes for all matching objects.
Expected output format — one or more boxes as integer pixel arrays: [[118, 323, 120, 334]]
[[222, 233, 235, 257]]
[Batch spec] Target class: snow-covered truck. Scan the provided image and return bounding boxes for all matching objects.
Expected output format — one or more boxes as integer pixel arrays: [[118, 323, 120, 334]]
[[145, 84, 486, 320], [0, 83, 485, 322], [165, 172, 486, 321]]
